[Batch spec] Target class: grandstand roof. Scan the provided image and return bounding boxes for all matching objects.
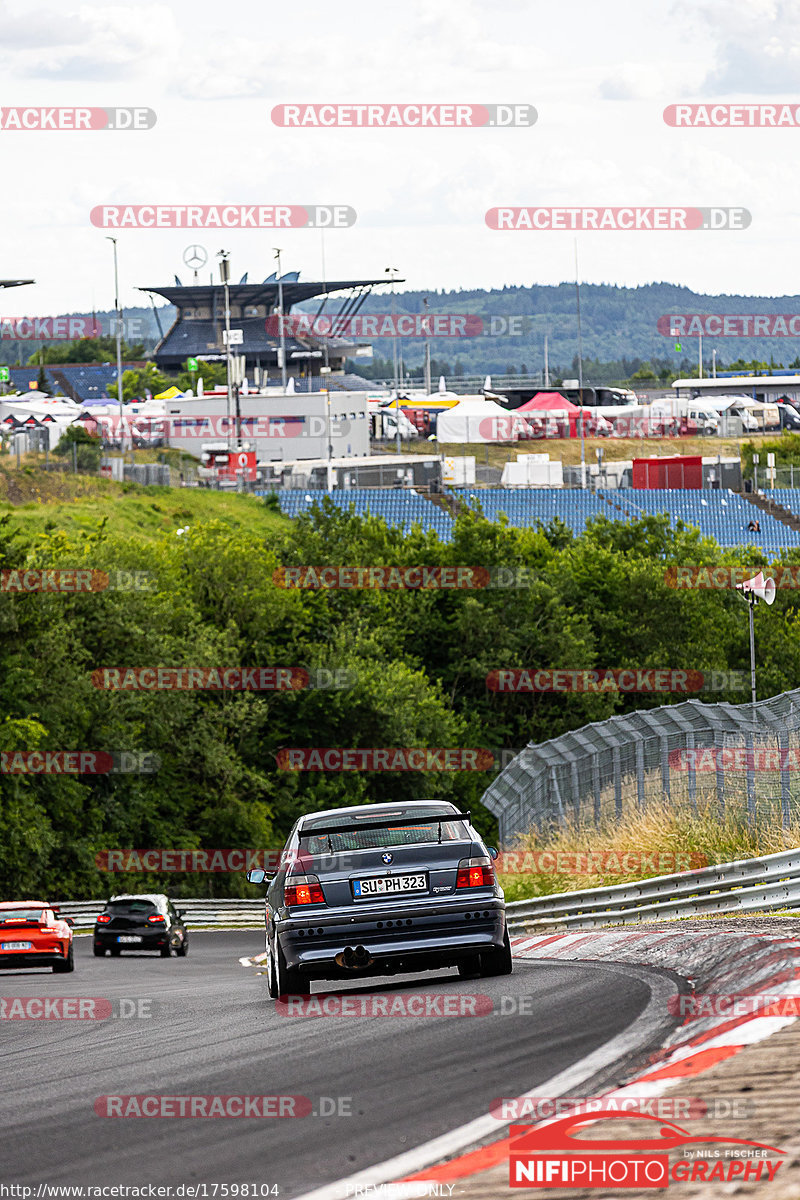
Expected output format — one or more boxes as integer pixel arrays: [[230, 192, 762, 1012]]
[[139, 279, 393, 309]]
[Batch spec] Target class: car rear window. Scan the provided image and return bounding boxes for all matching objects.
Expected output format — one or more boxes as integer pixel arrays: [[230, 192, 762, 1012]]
[[301, 818, 469, 853], [0, 909, 45, 922], [105, 900, 158, 913]]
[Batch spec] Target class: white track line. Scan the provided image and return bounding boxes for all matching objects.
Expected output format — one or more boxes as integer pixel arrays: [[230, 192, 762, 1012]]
[[292, 968, 678, 1200]]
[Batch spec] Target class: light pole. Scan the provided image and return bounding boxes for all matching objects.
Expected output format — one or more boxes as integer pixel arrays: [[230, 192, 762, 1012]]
[[321, 365, 333, 491], [273, 248, 288, 391], [105, 237, 124, 451], [386, 267, 401, 452], [423, 297, 432, 396], [735, 572, 776, 705], [574, 241, 586, 490], [217, 250, 233, 451]]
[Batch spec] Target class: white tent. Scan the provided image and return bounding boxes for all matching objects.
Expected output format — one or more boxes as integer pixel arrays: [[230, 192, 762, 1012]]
[[435, 397, 530, 443]]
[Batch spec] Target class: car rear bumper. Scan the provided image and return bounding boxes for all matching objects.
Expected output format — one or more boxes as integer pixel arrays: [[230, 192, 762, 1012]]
[[276, 896, 505, 979], [94, 931, 170, 950], [0, 948, 68, 968]]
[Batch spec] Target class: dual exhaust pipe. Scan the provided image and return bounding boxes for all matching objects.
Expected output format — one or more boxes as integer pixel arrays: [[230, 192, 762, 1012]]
[[340, 944, 372, 969]]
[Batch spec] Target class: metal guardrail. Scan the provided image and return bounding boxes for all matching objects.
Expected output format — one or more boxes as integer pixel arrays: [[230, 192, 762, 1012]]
[[504, 847, 800, 930], [56, 899, 264, 928], [56, 849, 797, 932]]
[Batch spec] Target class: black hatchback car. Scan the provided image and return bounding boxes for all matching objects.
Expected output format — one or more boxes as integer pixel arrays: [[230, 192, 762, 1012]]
[[93, 894, 189, 957], [246, 800, 511, 997]]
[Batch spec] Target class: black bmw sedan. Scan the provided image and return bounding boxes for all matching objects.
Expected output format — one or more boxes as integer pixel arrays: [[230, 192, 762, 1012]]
[[246, 800, 511, 996]]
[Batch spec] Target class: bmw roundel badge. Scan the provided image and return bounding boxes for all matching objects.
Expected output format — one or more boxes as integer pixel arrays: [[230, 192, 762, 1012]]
[[382, 852, 393, 864]]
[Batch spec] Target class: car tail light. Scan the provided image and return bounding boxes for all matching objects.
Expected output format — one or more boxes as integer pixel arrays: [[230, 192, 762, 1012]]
[[456, 856, 494, 889], [285, 874, 325, 906], [96, 914, 111, 923], [147, 914, 166, 924]]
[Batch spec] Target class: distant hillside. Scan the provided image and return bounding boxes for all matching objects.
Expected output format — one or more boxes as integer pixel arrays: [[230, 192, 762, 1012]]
[[0, 306, 173, 367], [5, 283, 800, 380], [331, 282, 800, 378]]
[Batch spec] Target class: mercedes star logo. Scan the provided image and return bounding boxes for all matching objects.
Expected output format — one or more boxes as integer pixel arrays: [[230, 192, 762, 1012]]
[[183, 244, 208, 270]]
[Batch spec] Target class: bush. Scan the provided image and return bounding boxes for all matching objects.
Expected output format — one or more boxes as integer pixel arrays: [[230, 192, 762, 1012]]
[[53, 425, 102, 473]]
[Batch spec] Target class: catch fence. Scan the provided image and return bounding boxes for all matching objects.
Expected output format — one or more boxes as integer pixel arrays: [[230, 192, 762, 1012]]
[[481, 689, 800, 846]]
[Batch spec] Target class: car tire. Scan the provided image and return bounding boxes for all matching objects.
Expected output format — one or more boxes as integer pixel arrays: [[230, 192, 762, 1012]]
[[160, 944, 171, 958], [93, 945, 105, 957], [53, 943, 74, 974], [479, 928, 513, 977], [267, 936, 279, 999], [175, 941, 188, 957], [276, 940, 310, 997]]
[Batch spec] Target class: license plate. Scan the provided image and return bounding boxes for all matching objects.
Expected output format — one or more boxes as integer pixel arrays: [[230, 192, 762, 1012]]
[[1, 941, 32, 950], [117, 935, 143, 943], [352, 873, 427, 897]]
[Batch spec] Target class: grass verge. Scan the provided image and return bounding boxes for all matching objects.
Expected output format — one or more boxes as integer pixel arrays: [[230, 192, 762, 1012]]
[[497, 802, 800, 902]]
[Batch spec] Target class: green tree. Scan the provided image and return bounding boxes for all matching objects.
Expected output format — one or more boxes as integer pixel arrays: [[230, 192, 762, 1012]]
[[52, 425, 102, 472]]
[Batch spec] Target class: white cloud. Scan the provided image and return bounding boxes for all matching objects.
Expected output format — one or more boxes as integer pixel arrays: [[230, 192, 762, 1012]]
[[676, 0, 800, 93]]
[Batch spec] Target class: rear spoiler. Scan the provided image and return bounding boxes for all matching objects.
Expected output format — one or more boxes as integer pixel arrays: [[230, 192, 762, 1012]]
[[300, 811, 470, 839]]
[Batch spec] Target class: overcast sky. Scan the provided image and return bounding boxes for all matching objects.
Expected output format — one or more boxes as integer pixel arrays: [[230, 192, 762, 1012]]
[[1, 0, 799, 314]]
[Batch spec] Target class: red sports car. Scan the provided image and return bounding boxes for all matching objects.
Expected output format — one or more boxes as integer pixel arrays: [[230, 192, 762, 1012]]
[[0, 902, 74, 972]]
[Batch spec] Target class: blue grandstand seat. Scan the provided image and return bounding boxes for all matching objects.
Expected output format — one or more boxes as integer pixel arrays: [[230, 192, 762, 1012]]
[[262, 489, 455, 541]]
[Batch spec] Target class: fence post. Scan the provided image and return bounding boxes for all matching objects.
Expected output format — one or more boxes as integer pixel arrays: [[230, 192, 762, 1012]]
[[715, 736, 726, 818], [661, 737, 671, 802], [549, 767, 566, 827], [570, 759, 581, 827], [612, 745, 622, 820], [592, 754, 602, 827], [635, 738, 645, 811], [780, 730, 792, 830], [686, 731, 697, 814], [746, 731, 756, 827]]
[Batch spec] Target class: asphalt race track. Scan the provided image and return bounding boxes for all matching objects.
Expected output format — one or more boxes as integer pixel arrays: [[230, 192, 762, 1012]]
[[0, 932, 670, 1196]]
